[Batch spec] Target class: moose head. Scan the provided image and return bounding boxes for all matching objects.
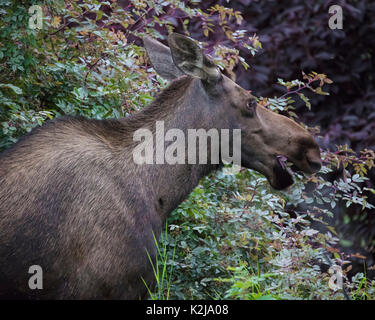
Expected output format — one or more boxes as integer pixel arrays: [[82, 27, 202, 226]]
[[144, 33, 322, 190]]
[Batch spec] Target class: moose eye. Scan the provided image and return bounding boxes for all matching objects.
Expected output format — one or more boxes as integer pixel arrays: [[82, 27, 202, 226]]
[[243, 99, 257, 117]]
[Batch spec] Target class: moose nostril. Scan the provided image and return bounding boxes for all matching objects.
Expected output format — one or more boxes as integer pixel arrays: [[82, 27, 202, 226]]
[[307, 159, 321, 172]]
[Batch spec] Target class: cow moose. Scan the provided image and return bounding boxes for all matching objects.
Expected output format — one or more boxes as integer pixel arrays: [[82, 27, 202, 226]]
[[0, 33, 322, 299]]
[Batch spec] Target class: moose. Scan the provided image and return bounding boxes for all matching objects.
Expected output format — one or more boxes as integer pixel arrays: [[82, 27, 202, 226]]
[[0, 33, 322, 299]]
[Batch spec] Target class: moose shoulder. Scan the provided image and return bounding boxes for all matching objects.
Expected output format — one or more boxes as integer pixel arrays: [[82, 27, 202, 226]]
[[0, 33, 321, 299]]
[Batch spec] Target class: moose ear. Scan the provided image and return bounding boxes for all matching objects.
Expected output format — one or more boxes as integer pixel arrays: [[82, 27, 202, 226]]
[[143, 35, 184, 81], [167, 33, 221, 83]]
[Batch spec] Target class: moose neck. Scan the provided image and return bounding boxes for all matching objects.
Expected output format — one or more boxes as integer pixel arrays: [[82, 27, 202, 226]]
[[122, 76, 222, 221]]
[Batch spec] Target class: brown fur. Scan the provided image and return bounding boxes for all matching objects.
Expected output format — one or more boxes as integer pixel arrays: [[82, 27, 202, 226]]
[[0, 76, 197, 299]]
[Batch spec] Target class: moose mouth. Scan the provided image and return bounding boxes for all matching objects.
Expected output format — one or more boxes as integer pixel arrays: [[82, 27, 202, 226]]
[[271, 155, 298, 190], [241, 150, 319, 190]]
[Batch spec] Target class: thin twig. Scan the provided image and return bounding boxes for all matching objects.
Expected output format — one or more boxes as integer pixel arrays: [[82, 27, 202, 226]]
[[45, 8, 93, 39]]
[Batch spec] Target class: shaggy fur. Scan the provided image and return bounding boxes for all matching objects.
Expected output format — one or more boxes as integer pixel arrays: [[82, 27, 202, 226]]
[[0, 76, 210, 299]]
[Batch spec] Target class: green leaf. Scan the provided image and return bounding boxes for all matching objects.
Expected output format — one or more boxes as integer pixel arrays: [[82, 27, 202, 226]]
[[298, 93, 311, 110], [0, 83, 23, 95]]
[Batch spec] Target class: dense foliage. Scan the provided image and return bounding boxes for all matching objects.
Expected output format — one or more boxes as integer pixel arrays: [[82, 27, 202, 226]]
[[0, 0, 374, 299]]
